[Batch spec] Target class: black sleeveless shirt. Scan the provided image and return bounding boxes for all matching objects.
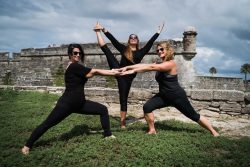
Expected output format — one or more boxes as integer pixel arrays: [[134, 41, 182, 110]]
[[155, 71, 186, 99]]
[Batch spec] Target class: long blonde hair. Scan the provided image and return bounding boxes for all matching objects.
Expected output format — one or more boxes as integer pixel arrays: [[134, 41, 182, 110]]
[[124, 35, 139, 63], [157, 42, 174, 62]]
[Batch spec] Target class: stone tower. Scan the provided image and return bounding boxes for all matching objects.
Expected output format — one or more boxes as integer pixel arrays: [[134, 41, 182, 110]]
[[174, 26, 198, 89]]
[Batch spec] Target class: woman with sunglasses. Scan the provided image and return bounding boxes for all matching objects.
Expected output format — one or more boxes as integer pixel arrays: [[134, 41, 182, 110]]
[[94, 22, 164, 128], [119, 41, 219, 136], [21, 43, 119, 155]]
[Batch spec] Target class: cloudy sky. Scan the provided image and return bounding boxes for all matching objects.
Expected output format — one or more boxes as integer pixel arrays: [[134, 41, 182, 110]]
[[0, 0, 249, 79]]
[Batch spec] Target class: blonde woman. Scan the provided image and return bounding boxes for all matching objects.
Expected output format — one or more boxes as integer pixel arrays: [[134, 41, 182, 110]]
[[120, 42, 219, 136]]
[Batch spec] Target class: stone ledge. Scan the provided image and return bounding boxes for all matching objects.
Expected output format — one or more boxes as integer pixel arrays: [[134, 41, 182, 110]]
[[0, 85, 249, 117]]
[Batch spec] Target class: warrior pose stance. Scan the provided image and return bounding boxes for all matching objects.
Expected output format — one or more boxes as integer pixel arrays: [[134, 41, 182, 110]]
[[120, 41, 219, 136], [21, 43, 119, 155]]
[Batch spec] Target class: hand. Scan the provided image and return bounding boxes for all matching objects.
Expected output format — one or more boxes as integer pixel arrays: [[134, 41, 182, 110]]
[[157, 22, 165, 34], [118, 67, 127, 72], [121, 70, 135, 75], [93, 21, 103, 32], [111, 69, 122, 76]]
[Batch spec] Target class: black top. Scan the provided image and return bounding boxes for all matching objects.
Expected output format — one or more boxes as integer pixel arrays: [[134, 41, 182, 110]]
[[104, 31, 159, 67], [155, 72, 186, 99], [61, 62, 91, 108]]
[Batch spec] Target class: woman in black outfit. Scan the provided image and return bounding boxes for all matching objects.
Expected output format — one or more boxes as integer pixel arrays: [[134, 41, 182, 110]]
[[94, 22, 164, 128], [119, 41, 219, 136], [21, 43, 119, 155]]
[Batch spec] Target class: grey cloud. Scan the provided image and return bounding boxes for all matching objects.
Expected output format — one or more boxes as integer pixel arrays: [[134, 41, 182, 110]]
[[0, 0, 44, 18], [0, 0, 249, 79], [231, 28, 250, 41]]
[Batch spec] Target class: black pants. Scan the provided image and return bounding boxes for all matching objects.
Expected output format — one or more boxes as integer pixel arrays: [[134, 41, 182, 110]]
[[101, 45, 134, 112], [25, 100, 111, 148], [143, 94, 200, 122]]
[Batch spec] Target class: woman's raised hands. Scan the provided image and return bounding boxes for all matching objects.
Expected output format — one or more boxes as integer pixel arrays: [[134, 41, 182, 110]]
[[157, 22, 165, 34], [93, 21, 103, 32]]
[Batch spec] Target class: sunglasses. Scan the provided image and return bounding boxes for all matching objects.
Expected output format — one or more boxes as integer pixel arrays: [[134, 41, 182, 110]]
[[129, 35, 138, 40], [156, 48, 164, 53], [72, 51, 82, 56]]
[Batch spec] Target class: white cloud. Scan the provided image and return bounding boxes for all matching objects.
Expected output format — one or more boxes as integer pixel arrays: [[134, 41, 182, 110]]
[[194, 47, 246, 78], [0, 0, 249, 79]]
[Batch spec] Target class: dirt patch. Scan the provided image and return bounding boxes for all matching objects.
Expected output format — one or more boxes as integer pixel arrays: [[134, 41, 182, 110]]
[[107, 104, 250, 137]]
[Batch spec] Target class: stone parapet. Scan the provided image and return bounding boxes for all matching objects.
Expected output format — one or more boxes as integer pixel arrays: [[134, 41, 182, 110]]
[[195, 76, 245, 91], [0, 85, 249, 117], [0, 52, 9, 61]]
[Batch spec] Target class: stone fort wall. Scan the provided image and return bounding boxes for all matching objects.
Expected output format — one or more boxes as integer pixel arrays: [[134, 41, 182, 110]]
[[0, 27, 248, 116], [0, 85, 249, 116], [0, 27, 245, 91]]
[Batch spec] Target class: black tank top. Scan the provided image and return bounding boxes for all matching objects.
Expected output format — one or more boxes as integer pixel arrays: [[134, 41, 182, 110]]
[[155, 71, 186, 99]]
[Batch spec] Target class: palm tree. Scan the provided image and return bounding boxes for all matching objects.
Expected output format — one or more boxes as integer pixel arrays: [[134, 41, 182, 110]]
[[209, 67, 217, 76], [240, 63, 250, 89]]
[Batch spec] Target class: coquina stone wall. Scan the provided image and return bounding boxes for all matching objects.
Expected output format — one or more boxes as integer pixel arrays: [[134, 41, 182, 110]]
[[0, 85, 249, 117], [194, 76, 245, 91], [0, 27, 245, 90]]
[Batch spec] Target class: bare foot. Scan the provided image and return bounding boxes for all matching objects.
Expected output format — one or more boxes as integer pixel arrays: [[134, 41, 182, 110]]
[[21, 146, 30, 155], [147, 131, 157, 134], [120, 120, 126, 129], [212, 131, 220, 137], [121, 125, 126, 129]]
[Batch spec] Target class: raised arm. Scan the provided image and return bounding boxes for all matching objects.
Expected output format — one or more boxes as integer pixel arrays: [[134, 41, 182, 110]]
[[139, 22, 165, 55], [157, 22, 164, 34], [93, 22, 106, 47], [102, 26, 126, 53]]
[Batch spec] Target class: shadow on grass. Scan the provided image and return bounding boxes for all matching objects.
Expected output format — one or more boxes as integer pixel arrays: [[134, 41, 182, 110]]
[[111, 115, 205, 134], [35, 124, 98, 147], [110, 115, 146, 131], [154, 121, 205, 134], [34, 118, 205, 148], [111, 115, 144, 125]]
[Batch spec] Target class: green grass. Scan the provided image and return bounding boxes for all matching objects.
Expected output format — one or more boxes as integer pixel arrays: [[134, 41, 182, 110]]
[[0, 89, 249, 167]]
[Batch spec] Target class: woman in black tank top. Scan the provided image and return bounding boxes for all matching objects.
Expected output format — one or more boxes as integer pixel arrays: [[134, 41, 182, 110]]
[[119, 42, 219, 137]]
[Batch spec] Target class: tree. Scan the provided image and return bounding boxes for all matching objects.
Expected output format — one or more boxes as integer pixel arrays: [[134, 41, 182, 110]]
[[209, 67, 217, 76], [240, 63, 250, 89]]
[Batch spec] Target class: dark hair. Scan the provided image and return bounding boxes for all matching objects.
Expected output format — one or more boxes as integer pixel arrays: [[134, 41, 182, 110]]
[[67, 43, 84, 62], [129, 34, 138, 39], [124, 34, 139, 63]]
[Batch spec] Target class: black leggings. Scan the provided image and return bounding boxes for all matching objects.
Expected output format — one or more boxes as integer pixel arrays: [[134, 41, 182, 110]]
[[25, 100, 111, 148], [101, 45, 133, 112], [143, 94, 200, 122]]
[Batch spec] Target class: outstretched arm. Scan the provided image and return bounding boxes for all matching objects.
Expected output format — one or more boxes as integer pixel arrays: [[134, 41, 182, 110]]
[[86, 69, 121, 78], [120, 61, 175, 74]]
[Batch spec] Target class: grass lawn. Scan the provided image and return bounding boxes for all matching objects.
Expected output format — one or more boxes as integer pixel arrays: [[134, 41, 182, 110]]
[[0, 89, 249, 167]]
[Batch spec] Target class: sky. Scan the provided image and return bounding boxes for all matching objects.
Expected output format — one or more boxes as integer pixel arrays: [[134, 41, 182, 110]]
[[0, 0, 249, 79]]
